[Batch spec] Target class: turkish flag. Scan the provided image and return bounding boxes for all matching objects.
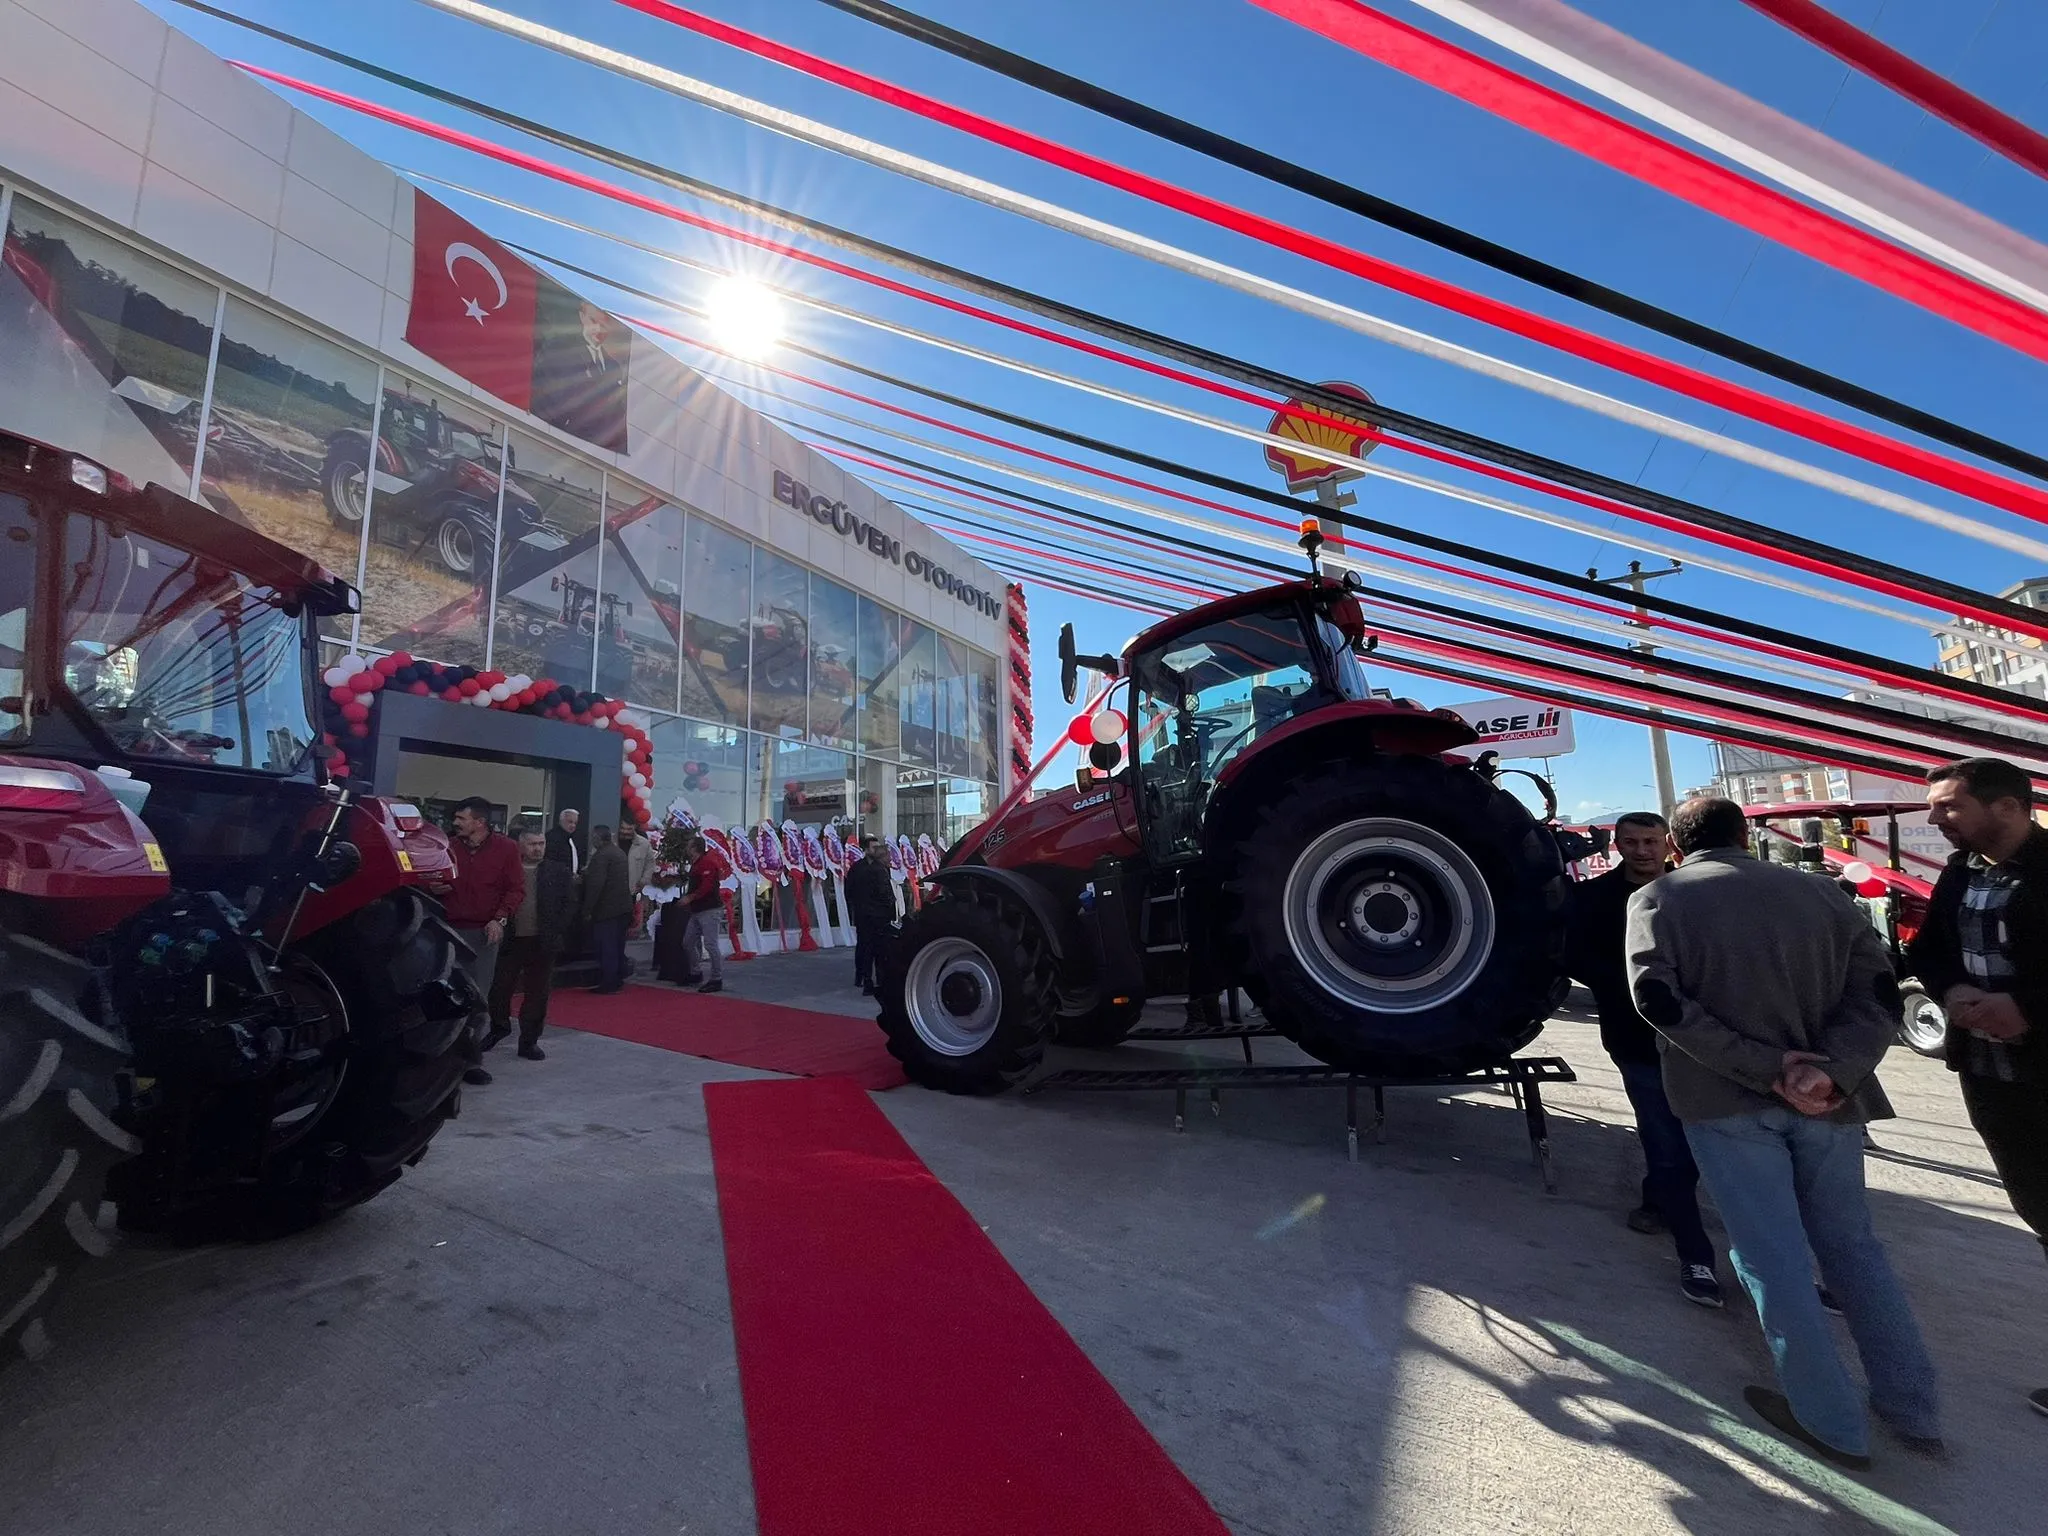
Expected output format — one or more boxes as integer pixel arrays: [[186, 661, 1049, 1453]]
[[406, 192, 537, 409]]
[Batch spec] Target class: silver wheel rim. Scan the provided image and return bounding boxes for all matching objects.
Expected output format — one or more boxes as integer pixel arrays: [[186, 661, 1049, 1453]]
[[1281, 817, 1495, 1014], [904, 936, 1003, 1056], [1901, 993, 1947, 1051], [439, 518, 476, 574], [330, 462, 367, 523]]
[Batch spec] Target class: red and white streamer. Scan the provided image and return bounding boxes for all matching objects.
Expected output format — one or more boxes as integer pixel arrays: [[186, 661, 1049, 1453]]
[[1398, 0, 2048, 313], [1004, 583, 1032, 789]]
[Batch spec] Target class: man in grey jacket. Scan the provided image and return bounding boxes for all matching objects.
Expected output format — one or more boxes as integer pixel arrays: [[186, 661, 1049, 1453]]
[[1627, 797, 1940, 1468]]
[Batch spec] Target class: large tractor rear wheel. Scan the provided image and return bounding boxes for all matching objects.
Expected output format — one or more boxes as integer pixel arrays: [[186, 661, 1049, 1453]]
[[877, 887, 1058, 1093], [0, 929, 135, 1362], [1223, 756, 1566, 1075]]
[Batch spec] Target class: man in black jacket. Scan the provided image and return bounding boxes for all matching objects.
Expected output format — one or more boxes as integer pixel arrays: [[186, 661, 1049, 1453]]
[[844, 837, 896, 996], [581, 825, 634, 995], [1566, 811, 1720, 1305], [1908, 756, 2048, 1418], [487, 831, 574, 1060]]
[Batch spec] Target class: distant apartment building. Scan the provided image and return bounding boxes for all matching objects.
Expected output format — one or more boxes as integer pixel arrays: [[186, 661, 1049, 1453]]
[[1935, 577, 2048, 698]]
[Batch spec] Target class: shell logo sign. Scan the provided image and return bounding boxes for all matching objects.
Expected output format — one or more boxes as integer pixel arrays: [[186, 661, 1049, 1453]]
[[1263, 381, 1382, 493]]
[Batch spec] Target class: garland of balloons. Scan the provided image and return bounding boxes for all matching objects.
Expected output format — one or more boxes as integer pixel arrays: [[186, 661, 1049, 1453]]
[[1005, 582, 1033, 787], [317, 651, 657, 831]]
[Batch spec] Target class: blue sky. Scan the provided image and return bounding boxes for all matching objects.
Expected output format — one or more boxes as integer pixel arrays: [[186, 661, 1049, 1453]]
[[149, 0, 2048, 821]]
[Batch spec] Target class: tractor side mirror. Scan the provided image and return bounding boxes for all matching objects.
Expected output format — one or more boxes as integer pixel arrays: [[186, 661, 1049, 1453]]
[[1059, 623, 1078, 705]]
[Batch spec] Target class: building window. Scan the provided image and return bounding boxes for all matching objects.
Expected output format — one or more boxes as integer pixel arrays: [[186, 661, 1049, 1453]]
[[900, 620, 937, 768], [1, 194, 217, 497], [808, 574, 859, 750], [357, 377, 500, 666], [968, 647, 1001, 785], [203, 297, 379, 644], [491, 429, 603, 687], [597, 487, 685, 712], [749, 549, 810, 739], [650, 715, 754, 834], [857, 595, 905, 759], [679, 513, 751, 726]]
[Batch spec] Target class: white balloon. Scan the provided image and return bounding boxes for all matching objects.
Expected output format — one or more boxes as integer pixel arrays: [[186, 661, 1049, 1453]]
[[1841, 861, 1874, 885], [339, 653, 367, 676], [508, 674, 531, 691], [471, 691, 494, 707], [322, 665, 349, 688], [630, 771, 647, 788], [593, 716, 611, 729], [1089, 708, 1125, 745], [489, 683, 512, 701]]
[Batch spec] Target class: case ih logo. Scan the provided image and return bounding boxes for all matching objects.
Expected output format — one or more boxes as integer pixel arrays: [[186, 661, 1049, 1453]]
[[1263, 381, 1382, 494], [1444, 695, 1577, 761]]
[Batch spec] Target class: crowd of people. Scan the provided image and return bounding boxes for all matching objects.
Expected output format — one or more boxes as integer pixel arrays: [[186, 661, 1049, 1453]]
[[1567, 755, 2045, 1469]]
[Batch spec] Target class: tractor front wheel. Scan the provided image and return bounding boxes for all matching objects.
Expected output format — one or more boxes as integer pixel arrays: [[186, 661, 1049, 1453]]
[[0, 929, 135, 1363], [877, 889, 1058, 1093], [1224, 756, 1566, 1076]]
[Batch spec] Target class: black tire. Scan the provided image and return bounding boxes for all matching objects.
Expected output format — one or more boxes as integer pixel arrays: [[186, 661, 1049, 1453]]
[[322, 449, 369, 529], [0, 929, 136, 1363], [1221, 755, 1567, 1076], [876, 888, 1058, 1093], [254, 891, 479, 1231], [1897, 983, 1949, 1059], [1056, 996, 1145, 1049]]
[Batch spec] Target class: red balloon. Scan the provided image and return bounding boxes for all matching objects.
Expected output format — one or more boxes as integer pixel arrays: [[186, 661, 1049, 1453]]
[[409, 681, 432, 696], [442, 687, 464, 702], [1856, 876, 1889, 898], [320, 732, 336, 747], [373, 654, 400, 676], [348, 722, 370, 738], [1066, 714, 1095, 747], [387, 651, 414, 670], [457, 678, 480, 697], [329, 685, 355, 704], [341, 701, 370, 722], [357, 671, 385, 692], [478, 670, 504, 688]]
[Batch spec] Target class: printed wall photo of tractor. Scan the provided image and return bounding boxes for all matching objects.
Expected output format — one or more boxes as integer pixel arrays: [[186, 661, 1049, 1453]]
[[876, 562, 1574, 1093], [0, 431, 480, 1364], [320, 392, 567, 583]]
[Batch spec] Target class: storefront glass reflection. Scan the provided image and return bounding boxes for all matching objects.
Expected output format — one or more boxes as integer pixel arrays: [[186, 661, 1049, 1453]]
[[650, 715, 753, 832], [491, 429, 602, 687], [203, 298, 378, 642], [750, 549, 809, 740], [680, 514, 751, 726], [856, 596, 903, 759], [808, 574, 858, 750], [357, 376, 500, 666], [597, 488, 685, 711], [900, 621, 936, 768], [0, 195, 213, 497]]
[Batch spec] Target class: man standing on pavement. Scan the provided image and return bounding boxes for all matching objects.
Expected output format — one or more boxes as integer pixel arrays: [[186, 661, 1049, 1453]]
[[1908, 756, 2048, 1418], [845, 836, 896, 996], [546, 807, 584, 878], [447, 797, 527, 1087], [678, 833, 728, 995], [581, 824, 633, 995], [1628, 797, 1941, 1468], [1566, 812, 1720, 1304], [623, 824, 655, 938], [487, 831, 574, 1061]]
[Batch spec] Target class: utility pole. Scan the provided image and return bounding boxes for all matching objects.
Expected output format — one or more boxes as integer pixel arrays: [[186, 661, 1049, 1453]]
[[1591, 559, 1683, 819]]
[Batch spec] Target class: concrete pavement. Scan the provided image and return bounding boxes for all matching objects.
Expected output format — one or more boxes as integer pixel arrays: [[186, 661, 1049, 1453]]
[[2, 952, 2042, 1534]]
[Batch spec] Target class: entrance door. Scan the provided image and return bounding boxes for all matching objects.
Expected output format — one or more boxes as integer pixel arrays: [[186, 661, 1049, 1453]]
[[395, 745, 554, 836]]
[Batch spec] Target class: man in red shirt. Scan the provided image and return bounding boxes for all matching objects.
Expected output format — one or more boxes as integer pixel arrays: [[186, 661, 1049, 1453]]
[[679, 834, 729, 994], [446, 796, 528, 1085]]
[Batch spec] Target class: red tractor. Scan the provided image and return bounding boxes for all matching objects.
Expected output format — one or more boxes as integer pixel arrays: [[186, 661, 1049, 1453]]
[[0, 431, 479, 1362], [877, 569, 1572, 1092]]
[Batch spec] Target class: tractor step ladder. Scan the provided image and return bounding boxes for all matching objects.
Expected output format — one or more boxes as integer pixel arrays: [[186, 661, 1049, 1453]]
[[1025, 1019, 1575, 1192]]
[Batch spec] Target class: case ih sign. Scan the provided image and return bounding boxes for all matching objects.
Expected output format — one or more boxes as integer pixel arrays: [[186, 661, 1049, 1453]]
[[1443, 696, 1577, 760], [1263, 381, 1382, 494]]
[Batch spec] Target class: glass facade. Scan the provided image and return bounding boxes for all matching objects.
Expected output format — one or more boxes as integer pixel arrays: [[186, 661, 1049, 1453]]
[[0, 183, 1004, 845]]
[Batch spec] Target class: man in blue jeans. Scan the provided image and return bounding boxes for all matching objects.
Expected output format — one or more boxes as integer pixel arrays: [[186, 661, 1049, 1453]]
[[1628, 797, 1941, 1468], [1566, 811, 1721, 1306]]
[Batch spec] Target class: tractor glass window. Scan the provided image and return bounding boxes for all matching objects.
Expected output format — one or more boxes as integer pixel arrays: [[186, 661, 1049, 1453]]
[[0, 492, 30, 744], [60, 514, 317, 771], [1131, 606, 1322, 855]]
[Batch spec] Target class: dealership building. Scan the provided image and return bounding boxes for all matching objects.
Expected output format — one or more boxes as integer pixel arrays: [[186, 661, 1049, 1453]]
[[0, 0, 1017, 844]]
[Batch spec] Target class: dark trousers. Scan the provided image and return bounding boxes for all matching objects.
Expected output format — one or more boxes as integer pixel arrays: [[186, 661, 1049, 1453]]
[[590, 915, 628, 991], [488, 934, 555, 1045], [853, 922, 883, 988], [1961, 1071, 2048, 1259], [1618, 1059, 1716, 1268]]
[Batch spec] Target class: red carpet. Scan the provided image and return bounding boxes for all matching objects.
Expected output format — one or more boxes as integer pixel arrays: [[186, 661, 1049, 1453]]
[[547, 985, 906, 1090], [705, 1076, 1231, 1536]]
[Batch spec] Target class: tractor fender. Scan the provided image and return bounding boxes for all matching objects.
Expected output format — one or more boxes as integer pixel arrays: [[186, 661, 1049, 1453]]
[[924, 865, 1070, 964], [0, 755, 169, 946], [265, 798, 421, 945], [1206, 707, 1478, 847]]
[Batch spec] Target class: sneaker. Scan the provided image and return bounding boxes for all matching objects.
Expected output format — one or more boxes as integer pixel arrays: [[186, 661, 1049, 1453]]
[[697, 980, 724, 994], [517, 1043, 546, 1061], [1817, 1285, 1844, 1317], [1743, 1386, 1870, 1469], [483, 1025, 511, 1052], [1680, 1264, 1725, 1309], [1626, 1205, 1666, 1236], [462, 1066, 493, 1086], [2029, 1387, 2048, 1418]]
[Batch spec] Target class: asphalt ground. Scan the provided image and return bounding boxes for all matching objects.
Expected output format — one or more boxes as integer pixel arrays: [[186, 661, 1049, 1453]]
[[2, 950, 2043, 1535]]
